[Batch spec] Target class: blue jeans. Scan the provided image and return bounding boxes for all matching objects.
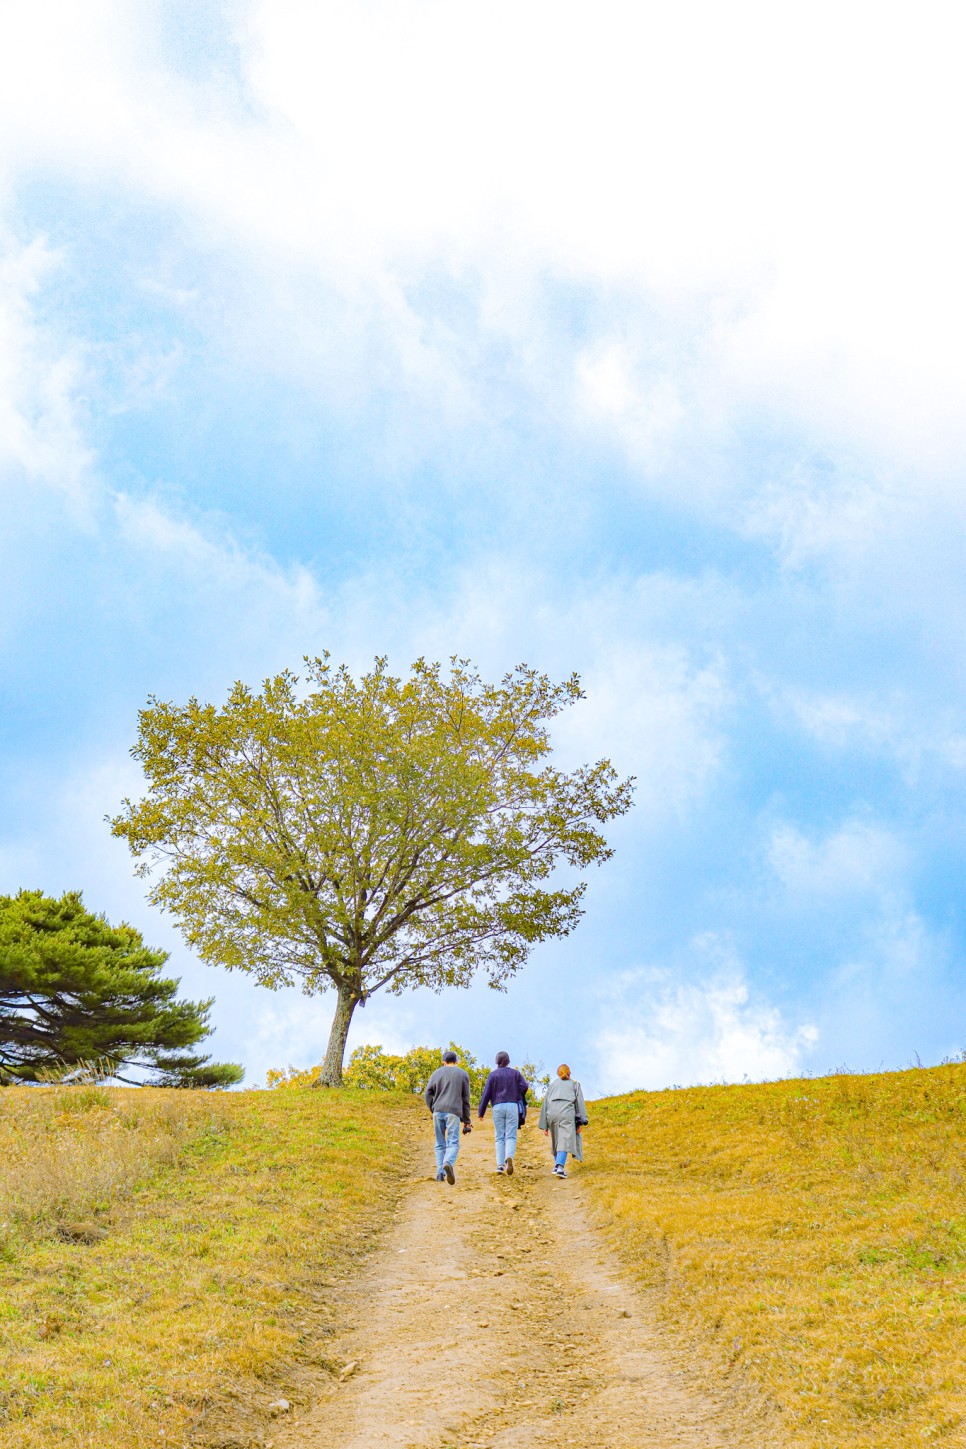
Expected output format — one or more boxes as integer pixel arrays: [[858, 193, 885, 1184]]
[[555, 1149, 568, 1168], [433, 1111, 461, 1172], [491, 1101, 519, 1168]]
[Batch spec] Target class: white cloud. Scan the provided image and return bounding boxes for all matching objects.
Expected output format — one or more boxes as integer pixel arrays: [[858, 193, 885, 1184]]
[[594, 935, 817, 1095], [205, 2, 966, 498], [813, 907, 961, 1069], [774, 686, 966, 784], [778, 689, 889, 749], [837, 909, 937, 990], [743, 467, 899, 573], [113, 492, 325, 621], [768, 819, 907, 901], [574, 340, 686, 475], [3, 0, 966, 526], [757, 824, 960, 1070], [247, 998, 342, 1081], [365, 557, 732, 823], [0, 237, 96, 510], [553, 642, 728, 821], [0, 751, 159, 920], [300, 558, 733, 826], [249, 992, 434, 1086]]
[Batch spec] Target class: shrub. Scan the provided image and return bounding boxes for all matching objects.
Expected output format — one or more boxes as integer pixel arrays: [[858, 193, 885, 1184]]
[[268, 1042, 549, 1101]]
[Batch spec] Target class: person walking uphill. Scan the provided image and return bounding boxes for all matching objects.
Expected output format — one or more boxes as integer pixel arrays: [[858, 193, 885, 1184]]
[[425, 1049, 471, 1184], [478, 1051, 530, 1175], [539, 1063, 588, 1178]]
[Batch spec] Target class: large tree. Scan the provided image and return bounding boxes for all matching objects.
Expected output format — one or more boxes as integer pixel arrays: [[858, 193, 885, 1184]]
[[111, 655, 634, 1084], [0, 889, 243, 1087]]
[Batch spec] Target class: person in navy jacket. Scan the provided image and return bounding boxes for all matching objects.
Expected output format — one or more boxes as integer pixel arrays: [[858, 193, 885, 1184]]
[[477, 1051, 530, 1175]]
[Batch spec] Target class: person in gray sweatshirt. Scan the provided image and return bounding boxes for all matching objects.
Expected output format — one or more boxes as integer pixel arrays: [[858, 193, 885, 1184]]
[[424, 1049, 472, 1183]]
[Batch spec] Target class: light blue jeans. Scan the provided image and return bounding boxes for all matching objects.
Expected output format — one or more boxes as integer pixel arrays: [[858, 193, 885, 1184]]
[[433, 1111, 461, 1172], [492, 1101, 519, 1168]]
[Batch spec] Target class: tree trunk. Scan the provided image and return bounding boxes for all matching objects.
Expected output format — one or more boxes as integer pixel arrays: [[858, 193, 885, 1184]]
[[314, 983, 359, 1086]]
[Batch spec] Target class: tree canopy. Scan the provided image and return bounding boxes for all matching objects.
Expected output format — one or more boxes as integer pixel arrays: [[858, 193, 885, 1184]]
[[0, 889, 243, 1087], [112, 655, 634, 1083]]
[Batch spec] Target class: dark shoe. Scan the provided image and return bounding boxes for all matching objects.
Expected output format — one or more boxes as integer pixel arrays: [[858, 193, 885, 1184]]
[[444, 1162, 456, 1185], [505, 1156, 514, 1176], [436, 1171, 445, 1181], [553, 1165, 567, 1178], [495, 1166, 505, 1173]]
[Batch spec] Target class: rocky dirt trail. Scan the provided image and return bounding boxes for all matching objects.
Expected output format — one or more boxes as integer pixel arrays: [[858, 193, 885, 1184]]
[[273, 1118, 761, 1449]]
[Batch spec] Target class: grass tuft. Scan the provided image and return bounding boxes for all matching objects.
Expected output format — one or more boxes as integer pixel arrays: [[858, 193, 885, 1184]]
[[0, 1085, 196, 1246]]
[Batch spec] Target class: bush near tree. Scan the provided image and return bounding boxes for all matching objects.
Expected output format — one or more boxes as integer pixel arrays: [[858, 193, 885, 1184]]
[[0, 889, 242, 1087], [267, 1042, 550, 1102]]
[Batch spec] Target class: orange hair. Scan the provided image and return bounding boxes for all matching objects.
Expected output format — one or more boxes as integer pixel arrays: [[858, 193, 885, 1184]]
[[557, 1063, 571, 1079]]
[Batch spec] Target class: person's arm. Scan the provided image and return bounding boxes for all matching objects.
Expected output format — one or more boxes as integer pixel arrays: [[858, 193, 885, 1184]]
[[538, 1094, 548, 1132], [478, 1072, 493, 1119], [517, 1072, 530, 1124], [575, 1082, 588, 1127], [461, 1070, 471, 1125], [425, 1072, 437, 1113]]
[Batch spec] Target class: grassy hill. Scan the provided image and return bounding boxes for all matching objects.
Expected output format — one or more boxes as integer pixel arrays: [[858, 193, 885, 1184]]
[[0, 1084, 418, 1448], [588, 1062, 966, 1447], [5, 1062, 964, 1448]]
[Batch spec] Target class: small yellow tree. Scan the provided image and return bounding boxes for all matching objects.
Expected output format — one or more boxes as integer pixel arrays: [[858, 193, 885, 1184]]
[[268, 1042, 549, 1101]]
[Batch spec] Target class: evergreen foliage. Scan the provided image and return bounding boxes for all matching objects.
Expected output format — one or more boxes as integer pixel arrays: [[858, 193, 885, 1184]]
[[0, 889, 243, 1087]]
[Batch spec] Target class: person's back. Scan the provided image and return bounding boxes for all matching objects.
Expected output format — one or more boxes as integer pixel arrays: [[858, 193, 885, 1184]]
[[479, 1064, 529, 1108], [425, 1062, 471, 1118], [425, 1051, 471, 1184], [539, 1064, 588, 1178], [478, 1051, 529, 1175], [543, 1075, 579, 1118]]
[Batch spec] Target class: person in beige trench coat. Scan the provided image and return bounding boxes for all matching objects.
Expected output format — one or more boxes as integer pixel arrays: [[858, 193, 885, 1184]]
[[538, 1063, 588, 1178]]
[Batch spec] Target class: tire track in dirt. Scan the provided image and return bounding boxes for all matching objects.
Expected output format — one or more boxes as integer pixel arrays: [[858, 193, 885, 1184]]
[[273, 1118, 766, 1448]]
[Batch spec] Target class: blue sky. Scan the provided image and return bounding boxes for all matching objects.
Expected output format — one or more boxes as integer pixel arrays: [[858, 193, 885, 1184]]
[[2, 1, 965, 1095]]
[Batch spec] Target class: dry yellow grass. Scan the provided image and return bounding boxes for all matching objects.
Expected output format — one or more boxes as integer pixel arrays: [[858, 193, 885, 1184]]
[[587, 1063, 966, 1447], [0, 1085, 195, 1246], [0, 1085, 418, 1448]]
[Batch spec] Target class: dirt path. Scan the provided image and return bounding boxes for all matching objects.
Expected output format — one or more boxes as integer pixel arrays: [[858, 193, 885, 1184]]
[[273, 1119, 759, 1449]]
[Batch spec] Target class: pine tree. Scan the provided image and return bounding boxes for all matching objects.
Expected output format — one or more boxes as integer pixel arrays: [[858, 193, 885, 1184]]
[[0, 890, 243, 1087]]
